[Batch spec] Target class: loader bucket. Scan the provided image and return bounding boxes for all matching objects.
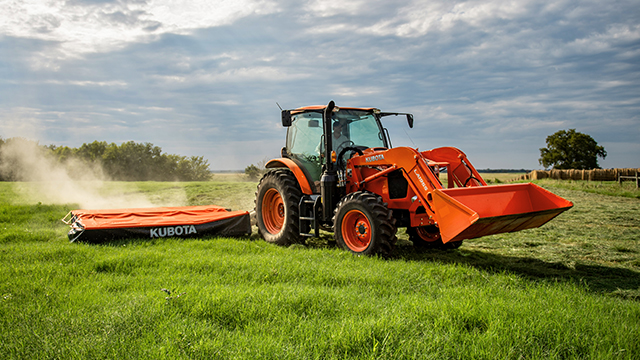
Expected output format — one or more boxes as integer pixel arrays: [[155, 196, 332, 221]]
[[431, 183, 573, 243]]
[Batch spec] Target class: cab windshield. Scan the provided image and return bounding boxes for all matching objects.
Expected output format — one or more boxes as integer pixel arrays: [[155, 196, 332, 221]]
[[332, 110, 386, 151]]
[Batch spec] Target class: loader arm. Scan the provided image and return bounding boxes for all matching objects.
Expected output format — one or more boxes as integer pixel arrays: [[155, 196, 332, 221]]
[[421, 147, 487, 188], [346, 147, 573, 243]]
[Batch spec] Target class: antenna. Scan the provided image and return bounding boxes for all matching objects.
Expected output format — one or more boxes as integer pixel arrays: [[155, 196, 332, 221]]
[[276, 102, 283, 111], [403, 129, 417, 149]]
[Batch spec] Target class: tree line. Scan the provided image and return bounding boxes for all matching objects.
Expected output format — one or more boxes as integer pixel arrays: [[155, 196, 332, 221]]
[[0, 138, 211, 181]]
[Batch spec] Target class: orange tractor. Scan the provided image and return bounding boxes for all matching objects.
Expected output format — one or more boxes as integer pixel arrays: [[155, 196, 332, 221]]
[[255, 101, 572, 255]]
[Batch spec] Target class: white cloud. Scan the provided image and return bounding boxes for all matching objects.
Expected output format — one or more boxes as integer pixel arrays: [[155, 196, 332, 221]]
[[312, 0, 540, 38], [559, 24, 640, 56], [330, 86, 381, 97], [44, 79, 128, 87], [303, 0, 368, 17], [151, 66, 311, 85], [0, 0, 278, 57]]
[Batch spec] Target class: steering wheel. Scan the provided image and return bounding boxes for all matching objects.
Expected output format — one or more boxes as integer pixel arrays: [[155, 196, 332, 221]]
[[335, 141, 354, 154], [337, 146, 365, 169]]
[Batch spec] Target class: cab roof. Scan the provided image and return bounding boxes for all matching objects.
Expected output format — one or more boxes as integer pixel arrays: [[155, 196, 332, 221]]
[[290, 105, 378, 115]]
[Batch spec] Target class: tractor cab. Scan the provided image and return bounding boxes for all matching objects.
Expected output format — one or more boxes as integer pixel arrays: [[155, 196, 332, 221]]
[[283, 106, 389, 187]]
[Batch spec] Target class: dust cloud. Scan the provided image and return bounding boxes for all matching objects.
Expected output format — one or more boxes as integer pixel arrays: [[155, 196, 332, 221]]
[[0, 139, 183, 209]]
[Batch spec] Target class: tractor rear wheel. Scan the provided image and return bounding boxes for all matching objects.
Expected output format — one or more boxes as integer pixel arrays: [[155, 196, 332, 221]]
[[333, 191, 397, 256], [255, 169, 302, 245], [407, 226, 463, 250]]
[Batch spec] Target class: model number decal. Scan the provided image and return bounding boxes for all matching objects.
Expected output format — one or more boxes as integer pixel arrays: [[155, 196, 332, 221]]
[[414, 169, 429, 192]]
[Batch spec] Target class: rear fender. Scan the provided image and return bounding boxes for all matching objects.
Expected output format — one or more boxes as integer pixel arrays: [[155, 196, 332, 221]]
[[266, 158, 315, 195]]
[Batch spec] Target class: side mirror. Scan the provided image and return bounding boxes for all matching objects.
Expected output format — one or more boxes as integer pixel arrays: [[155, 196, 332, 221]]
[[407, 114, 414, 128], [282, 110, 292, 127]]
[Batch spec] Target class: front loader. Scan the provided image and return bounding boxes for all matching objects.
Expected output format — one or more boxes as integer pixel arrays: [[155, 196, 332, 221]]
[[254, 101, 572, 255]]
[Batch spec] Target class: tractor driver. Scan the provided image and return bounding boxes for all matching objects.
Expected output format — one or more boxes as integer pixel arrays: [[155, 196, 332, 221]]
[[331, 121, 350, 153], [317, 121, 350, 155]]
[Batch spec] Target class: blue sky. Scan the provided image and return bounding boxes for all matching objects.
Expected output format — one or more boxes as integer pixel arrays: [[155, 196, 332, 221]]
[[1, 0, 638, 170]]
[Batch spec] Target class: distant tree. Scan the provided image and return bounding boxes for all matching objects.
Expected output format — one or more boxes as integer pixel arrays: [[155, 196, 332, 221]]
[[175, 155, 211, 181], [101, 141, 165, 180], [187, 156, 212, 181], [244, 164, 262, 180], [48, 145, 75, 163], [539, 129, 606, 170], [244, 157, 270, 181], [75, 140, 108, 163]]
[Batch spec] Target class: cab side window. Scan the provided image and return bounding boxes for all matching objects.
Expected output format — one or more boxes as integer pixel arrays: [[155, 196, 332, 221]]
[[286, 113, 324, 182]]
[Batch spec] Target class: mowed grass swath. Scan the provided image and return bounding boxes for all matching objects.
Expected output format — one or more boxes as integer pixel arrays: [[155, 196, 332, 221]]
[[1, 179, 639, 359]]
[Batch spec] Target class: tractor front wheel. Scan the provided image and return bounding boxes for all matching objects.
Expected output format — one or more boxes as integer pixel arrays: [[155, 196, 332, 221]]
[[255, 169, 302, 245], [333, 191, 396, 256]]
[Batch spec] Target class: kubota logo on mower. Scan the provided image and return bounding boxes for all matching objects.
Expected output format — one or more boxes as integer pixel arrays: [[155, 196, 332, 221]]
[[414, 169, 428, 192], [150, 225, 197, 238], [365, 154, 385, 163]]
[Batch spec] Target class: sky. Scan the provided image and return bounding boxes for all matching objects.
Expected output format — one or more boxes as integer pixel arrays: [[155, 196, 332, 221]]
[[1, 0, 639, 171]]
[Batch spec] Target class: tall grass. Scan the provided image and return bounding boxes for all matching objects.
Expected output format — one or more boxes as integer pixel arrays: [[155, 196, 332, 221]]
[[0, 179, 639, 359]]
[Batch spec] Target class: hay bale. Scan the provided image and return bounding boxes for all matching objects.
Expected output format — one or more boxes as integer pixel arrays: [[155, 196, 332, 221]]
[[531, 170, 548, 180], [621, 168, 640, 177], [569, 169, 581, 180], [591, 169, 616, 181]]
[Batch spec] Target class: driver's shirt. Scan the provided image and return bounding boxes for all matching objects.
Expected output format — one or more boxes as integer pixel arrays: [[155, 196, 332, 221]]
[[316, 133, 350, 155], [332, 133, 350, 153]]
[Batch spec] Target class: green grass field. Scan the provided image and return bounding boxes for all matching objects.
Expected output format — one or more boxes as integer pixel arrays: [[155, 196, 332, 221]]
[[1, 177, 639, 359]]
